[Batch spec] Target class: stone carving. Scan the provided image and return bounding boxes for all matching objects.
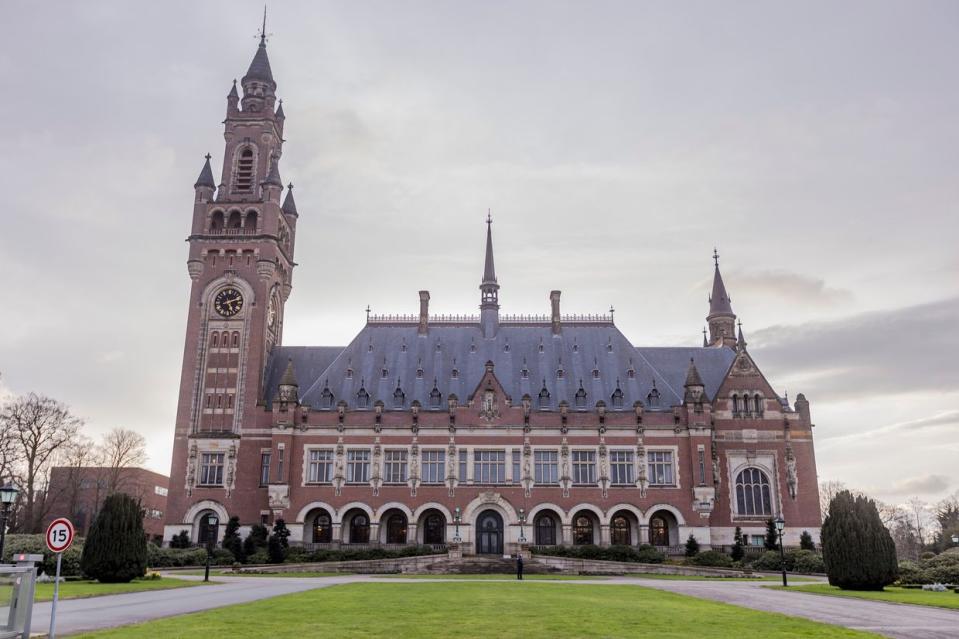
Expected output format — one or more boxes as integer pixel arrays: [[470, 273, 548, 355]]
[[185, 441, 198, 496], [785, 444, 798, 499], [267, 483, 290, 510]]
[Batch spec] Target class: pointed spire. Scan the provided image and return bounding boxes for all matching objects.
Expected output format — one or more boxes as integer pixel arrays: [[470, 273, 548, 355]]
[[243, 8, 275, 85], [262, 154, 282, 187], [684, 358, 704, 387], [228, 79, 239, 100], [282, 182, 298, 216], [702, 326, 708, 347], [708, 248, 734, 317], [737, 319, 747, 350], [483, 211, 496, 284], [275, 99, 285, 119], [280, 358, 298, 387], [194, 154, 216, 189]]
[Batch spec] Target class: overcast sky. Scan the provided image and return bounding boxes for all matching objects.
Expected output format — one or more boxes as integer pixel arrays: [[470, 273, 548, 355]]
[[1, 1, 956, 506]]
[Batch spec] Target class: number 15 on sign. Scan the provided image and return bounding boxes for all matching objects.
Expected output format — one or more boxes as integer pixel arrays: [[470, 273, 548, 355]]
[[45, 518, 75, 639]]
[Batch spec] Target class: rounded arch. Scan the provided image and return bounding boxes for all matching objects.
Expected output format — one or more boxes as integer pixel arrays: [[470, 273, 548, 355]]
[[526, 502, 567, 524], [200, 275, 257, 311], [209, 210, 225, 231], [183, 499, 228, 525], [244, 209, 259, 231], [570, 508, 600, 546], [374, 501, 414, 523], [412, 502, 453, 522], [530, 505, 564, 546], [605, 503, 644, 524], [295, 501, 338, 524], [462, 493, 518, 525], [334, 501, 374, 525], [607, 505, 643, 546], [641, 504, 686, 526], [564, 502, 607, 526]]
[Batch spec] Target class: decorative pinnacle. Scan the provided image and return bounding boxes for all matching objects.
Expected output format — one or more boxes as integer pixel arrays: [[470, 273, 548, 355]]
[[257, 5, 270, 45], [204, 153, 211, 160], [713, 247, 719, 267]]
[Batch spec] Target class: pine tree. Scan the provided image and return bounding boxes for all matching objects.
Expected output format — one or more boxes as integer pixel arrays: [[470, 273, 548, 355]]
[[267, 519, 291, 563], [222, 516, 245, 562], [799, 530, 815, 551], [731, 526, 745, 562], [273, 519, 290, 548], [684, 533, 700, 557], [821, 490, 898, 590], [764, 518, 779, 550], [170, 531, 191, 549], [80, 493, 147, 583]]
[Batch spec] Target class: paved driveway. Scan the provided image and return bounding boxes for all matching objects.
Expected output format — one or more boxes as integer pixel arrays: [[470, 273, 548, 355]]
[[27, 574, 959, 638]]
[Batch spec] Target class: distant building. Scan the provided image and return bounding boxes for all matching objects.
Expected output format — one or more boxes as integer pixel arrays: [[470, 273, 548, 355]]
[[44, 467, 169, 540], [164, 31, 822, 553]]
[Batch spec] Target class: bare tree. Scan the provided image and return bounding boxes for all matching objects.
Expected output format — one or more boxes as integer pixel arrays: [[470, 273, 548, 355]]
[[99, 428, 148, 495], [906, 497, 931, 549], [0, 393, 82, 532], [57, 434, 102, 529]]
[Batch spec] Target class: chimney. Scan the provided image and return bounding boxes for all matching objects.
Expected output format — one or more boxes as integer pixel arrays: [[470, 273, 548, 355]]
[[550, 290, 561, 335], [418, 290, 430, 335]]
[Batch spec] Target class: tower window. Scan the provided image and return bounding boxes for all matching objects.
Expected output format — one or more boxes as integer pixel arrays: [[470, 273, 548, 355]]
[[210, 332, 219, 348], [235, 148, 255, 192]]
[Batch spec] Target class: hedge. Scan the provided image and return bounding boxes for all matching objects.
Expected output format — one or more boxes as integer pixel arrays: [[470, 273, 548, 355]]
[[897, 552, 959, 585], [750, 549, 825, 574], [685, 550, 733, 568], [2, 534, 84, 577], [533, 544, 666, 564]]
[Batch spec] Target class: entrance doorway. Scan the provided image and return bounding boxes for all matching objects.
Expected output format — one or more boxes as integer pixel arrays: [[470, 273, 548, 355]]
[[476, 510, 504, 555]]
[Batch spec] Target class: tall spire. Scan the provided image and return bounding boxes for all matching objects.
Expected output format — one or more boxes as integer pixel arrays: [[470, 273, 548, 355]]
[[281, 182, 298, 216], [684, 358, 705, 388], [194, 153, 216, 190], [737, 319, 747, 350], [706, 248, 737, 347], [479, 212, 500, 337], [243, 8, 275, 87]]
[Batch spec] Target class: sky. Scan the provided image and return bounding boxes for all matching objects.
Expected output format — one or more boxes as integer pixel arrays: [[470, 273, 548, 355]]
[[0, 1, 957, 506]]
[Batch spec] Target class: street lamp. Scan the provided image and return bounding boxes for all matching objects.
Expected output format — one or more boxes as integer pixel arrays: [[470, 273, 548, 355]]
[[952, 533, 959, 546], [774, 515, 787, 587], [518, 508, 527, 544], [0, 485, 19, 562], [203, 514, 219, 583], [452, 507, 462, 543]]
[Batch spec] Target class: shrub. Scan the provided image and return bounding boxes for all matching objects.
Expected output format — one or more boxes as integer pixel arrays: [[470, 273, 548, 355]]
[[243, 523, 269, 558], [169, 531, 191, 549], [684, 534, 700, 557], [751, 550, 786, 572], [532, 544, 665, 564], [764, 519, 779, 551], [897, 561, 930, 585], [922, 552, 959, 585], [2, 534, 85, 577], [788, 549, 825, 573], [920, 551, 936, 561], [80, 493, 148, 583], [799, 530, 816, 551], [272, 519, 290, 548], [821, 490, 898, 590], [687, 550, 733, 568], [730, 527, 744, 562], [247, 549, 269, 564], [146, 545, 207, 568], [222, 516, 245, 563]]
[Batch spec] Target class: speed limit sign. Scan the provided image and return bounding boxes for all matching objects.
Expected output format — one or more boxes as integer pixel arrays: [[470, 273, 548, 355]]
[[45, 518, 75, 553]]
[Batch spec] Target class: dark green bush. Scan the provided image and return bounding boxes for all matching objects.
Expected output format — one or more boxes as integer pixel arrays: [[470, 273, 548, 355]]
[[730, 527, 744, 562], [169, 531, 191, 549], [896, 561, 930, 585], [764, 519, 779, 551], [923, 552, 959, 584], [532, 544, 666, 564], [2, 534, 85, 577], [80, 493, 148, 583], [222, 516, 245, 563], [751, 550, 787, 571], [684, 534, 700, 557], [686, 550, 733, 567], [788, 549, 825, 573], [799, 530, 816, 551], [146, 544, 207, 568], [821, 490, 898, 590]]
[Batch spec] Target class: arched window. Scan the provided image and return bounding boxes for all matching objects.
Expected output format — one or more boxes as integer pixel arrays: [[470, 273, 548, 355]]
[[386, 514, 407, 544], [611, 386, 624, 409], [429, 384, 442, 408], [349, 514, 370, 543], [538, 384, 550, 409], [232, 332, 240, 347], [320, 385, 334, 409], [423, 514, 445, 544], [244, 210, 258, 232], [573, 515, 593, 545], [235, 148, 255, 192], [210, 332, 219, 348], [754, 393, 764, 417], [197, 512, 218, 545], [210, 211, 225, 231], [227, 210, 242, 229], [535, 514, 556, 546], [221, 331, 229, 345], [356, 386, 369, 409], [312, 512, 332, 543], [574, 384, 587, 409], [611, 515, 630, 546], [736, 468, 772, 516], [650, 516, 668, 546], [393, 383, 405, 408], [647, 387, 660, 408]]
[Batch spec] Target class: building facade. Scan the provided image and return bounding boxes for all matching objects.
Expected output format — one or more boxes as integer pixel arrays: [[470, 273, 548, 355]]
[[164, 35, 822, 553], [45, 467, 169, 540]]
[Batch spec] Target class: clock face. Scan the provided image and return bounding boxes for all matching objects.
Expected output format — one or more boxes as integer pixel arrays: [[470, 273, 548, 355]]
[[214, 288, 243, 317]]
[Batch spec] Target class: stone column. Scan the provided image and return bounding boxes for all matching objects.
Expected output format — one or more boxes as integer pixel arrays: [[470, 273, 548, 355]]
[[370, 523, 381, 546], [600, 523, 611, 547], [561, 524, 572, 546], [332, 522, 343, 549], [407, 522, 418, 545]]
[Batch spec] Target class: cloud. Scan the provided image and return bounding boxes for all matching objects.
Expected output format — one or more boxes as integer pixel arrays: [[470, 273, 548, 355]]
[[751, 296, 959, 401], [725, 269, 853, 307], [882, 474, 951, 497]]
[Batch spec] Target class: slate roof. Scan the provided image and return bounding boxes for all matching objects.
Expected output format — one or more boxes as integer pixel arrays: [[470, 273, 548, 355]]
[[265, 323, 737, 411], [194, 155, 215, 189], [243, 41, 274, 85]]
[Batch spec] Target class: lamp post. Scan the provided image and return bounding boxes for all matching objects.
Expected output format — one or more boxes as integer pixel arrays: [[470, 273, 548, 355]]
[[203, 515, 219, 583], [452, 507, 462, 543], [0, 485, 19, 562], [952, 533, 959, 547], [774, 515, 787, 587], [518, 508, 527, 544]]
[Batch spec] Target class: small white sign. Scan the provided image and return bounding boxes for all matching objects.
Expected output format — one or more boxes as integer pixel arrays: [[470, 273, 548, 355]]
[[45, 518, 75, 553]]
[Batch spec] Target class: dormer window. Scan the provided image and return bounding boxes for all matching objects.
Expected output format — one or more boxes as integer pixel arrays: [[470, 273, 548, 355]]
[[346, 368, 353, 379], [368, 342, 374, 353], [574, 383, 587, 409], [647, 386, 660, 408], [607, 338, 613, 353], [538, 341, 544, 353], [573, 342, 579, 353], [416, 367, 424, 379], [320, 383, 334, 409], [393, 382, 405, 408], [435, 340, 442, 352], [538, 383, 551, 409], [557, 368, 564, 379], [521, 367, 529, 379], [592, 368, 600, 379], [356, 385, 370, 409], [429, 382, 442, 408], [627, 368, 635, 379], [504, 342, 510, 352], [611, 385, 624, 409], [470, 341, 477, 353], [381, 367, 389, 379], [451, 368, 459, 379], [235, 148, 254, 192]]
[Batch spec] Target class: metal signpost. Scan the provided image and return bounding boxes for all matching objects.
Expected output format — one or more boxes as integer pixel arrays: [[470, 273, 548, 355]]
[[44, 518, 75, 639]]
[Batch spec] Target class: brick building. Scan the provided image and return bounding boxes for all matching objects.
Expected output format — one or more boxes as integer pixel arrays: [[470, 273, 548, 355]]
[[164, 33, 822, 553], [45, 467, 169, 540]]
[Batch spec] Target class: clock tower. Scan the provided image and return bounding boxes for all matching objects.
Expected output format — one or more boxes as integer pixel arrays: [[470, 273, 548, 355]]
[[166, 32, 299, 530]]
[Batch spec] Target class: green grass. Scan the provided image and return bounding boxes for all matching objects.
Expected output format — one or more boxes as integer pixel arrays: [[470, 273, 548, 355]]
[[175, 569, 346, 578], [72, 582, 879, 638], [776, 583, 959, 610], [380, 573, 605, 580], [630, 573, 818, 582], [33, 578, 207, 602]]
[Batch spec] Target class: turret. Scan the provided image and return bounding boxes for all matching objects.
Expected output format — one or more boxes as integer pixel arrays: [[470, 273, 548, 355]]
[[277, 358, 299, 403], [683, 358, 705, 406], [707, 249, 737, 347], [479, 214, 500, 337], [193, 154, 216, 202], [240, 27, 277, 114]]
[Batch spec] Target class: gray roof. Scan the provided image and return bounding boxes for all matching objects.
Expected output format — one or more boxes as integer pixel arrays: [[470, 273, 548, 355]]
[[243, 42, 274, 85], [282, 184, 297, 215], [194, 155, 215, 189], [709, 262, 734, 317], [265, 323, 737, 412]]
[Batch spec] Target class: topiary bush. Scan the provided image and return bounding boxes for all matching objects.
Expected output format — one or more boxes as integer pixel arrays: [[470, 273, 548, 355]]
[[731, 527, 744, 562], [686, 550, 733, 568], [80, 493, 148, 583], [821, 490, 898, 590], [221, 516, 245, 563], [169, 531, 191, 549], [764, 519, 779, 550]]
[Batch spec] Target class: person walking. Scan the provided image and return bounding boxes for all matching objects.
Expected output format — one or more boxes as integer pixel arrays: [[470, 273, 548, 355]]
[[516, 554, 524, 580]]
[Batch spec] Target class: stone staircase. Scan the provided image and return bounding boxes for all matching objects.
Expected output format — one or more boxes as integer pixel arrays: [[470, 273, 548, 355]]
[[424, 555, 559, 575]]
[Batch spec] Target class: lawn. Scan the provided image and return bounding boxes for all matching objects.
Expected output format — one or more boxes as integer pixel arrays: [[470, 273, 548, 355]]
[[72, 582, 879, 638], [777, 583, 959, 610], [380, 573, 605, 580], [175, 570, 345, 578], [34, 578, 208, 602]]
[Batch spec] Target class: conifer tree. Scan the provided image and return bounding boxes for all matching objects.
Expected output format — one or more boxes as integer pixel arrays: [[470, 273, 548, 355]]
[[222, 516, 245, 562], [799, 530, 815, 551], [267, 518, 291, 563], [731, 526, 745, 562], [821, 490, 898, 590], [764, 518, 779, 550], [684, 533, 700, 557], [80, 493, 147, 583]]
